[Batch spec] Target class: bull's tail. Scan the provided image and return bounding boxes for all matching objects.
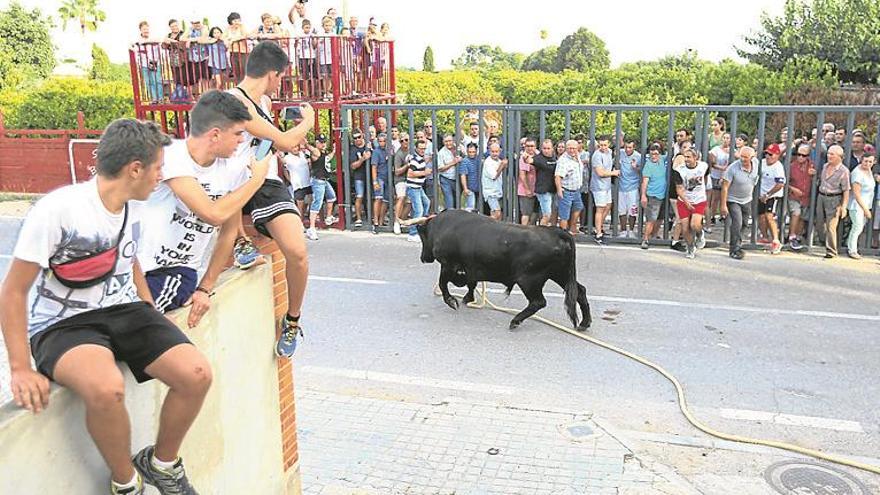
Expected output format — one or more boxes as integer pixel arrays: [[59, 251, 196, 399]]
[[563, 232, 579, 328]]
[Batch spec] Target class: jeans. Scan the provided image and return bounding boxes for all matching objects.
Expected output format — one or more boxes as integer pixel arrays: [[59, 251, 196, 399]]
[[558, 189, 584, 220], [726, 202, 751, 253], [536, 192, 554, 217], [816, 194, 843, 256], [354, 179, 366, 198], [439, 176, 457, 210], [309, 178, 336, 213], [847, 207, 866, 255], [141, 67, 163, 101], [406, 187, 430, 235], [463, 191, 476, 211]]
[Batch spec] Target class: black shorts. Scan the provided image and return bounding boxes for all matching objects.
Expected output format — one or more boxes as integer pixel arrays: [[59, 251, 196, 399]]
[[518, 195, 536, 217], [759, 197, 779, 215], [244, 179, 301, 238], [29, 302, 191, 383], [293, 186, 313, 202]]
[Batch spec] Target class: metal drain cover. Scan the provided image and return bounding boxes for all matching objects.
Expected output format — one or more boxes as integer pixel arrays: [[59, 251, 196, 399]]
[[557, 420, 602, 442], [764, 460, 870, 495]]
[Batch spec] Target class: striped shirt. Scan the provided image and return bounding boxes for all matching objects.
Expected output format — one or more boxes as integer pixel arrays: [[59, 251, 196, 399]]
[[406, 153, 428, 188]]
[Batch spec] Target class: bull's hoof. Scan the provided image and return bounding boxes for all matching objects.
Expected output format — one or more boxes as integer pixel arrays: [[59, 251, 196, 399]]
[[443, 296, 460, 310], [509, 320, 521, 330], [462, 294, 475, 306], [577, 320, 592, 332]]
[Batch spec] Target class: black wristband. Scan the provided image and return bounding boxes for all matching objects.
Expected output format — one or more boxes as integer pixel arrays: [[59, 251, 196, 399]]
[[195, 286, 214, 297]]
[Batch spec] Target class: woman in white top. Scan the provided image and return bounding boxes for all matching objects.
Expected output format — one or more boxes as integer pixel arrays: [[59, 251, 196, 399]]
[[846, 155, 876, 259]]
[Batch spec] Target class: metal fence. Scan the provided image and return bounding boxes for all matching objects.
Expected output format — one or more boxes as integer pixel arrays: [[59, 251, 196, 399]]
[[339, 104, 880, 255]]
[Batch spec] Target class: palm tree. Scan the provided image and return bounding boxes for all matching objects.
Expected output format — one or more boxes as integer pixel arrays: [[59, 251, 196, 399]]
[[58, 0, 106, 35]]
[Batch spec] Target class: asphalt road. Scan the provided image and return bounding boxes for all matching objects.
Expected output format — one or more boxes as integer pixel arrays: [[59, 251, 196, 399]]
[[2, 215, 879, 491], [293, 228, 880, 490]]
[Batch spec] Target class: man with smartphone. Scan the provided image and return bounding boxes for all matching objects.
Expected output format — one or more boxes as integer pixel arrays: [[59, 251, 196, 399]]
[[139, 91, 272, 330], [228, 41, 315, 358]]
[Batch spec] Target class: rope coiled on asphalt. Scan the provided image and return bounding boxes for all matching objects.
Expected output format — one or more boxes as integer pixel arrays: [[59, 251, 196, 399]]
[[437, 282, 880, 476]]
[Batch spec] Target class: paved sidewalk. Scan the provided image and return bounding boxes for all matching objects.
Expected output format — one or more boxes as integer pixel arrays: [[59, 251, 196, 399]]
[[296, 389, 699, 495]]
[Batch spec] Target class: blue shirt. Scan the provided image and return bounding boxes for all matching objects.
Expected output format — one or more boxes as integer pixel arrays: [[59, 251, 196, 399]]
[[642, 157, 667, 199], [619, 151, 642, 192], [371, 146, 389, 180], [458, 156, 481, 193]]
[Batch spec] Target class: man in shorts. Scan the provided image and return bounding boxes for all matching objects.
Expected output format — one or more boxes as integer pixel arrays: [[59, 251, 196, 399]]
[[482, 143, 506, 220], [673, 148, 709, 259], [639, 144, 667, 249], [590, 136, 619, 244], [140, 91, 271, 328], [533, 139, 558, 226], [392, 132, 411, 233], [517, 138, 538, 225], [228, 41, 315, 357], [758, 144, 786, 254], [787, 143, 816, 250], [0, 119, 209, 495], [617, 140, 642, 238], [555, 140, 585, 234]]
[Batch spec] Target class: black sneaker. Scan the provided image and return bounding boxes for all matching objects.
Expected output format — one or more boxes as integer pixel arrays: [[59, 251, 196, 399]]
[[132, 445, 198, 495], [730, 250, 745, 260], [594, 234, 606, 245], [670, 240, 686, 252]]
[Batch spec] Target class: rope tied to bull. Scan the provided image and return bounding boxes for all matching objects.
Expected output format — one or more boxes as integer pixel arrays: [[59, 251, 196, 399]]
[[437, 281, 880, 476]]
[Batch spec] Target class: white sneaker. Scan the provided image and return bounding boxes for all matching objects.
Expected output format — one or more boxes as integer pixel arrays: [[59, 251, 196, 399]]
[[407, 234, 420, 243], [393, 221, 401, 235], [306, 228, 319, 241], [695, 232, 706, 249], [616, 231, 628, 238], [325, 215, 338, 226]]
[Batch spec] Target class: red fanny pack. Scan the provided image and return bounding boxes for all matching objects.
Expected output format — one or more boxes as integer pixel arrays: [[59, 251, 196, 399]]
[[49, 204, 128, 289]]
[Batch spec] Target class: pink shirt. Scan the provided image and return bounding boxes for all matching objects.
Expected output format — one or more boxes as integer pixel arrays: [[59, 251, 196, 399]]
[[517, 155, 537, 197]]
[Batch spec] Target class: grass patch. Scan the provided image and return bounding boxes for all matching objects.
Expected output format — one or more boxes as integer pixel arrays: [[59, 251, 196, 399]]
[[0, 192, 41, 202]]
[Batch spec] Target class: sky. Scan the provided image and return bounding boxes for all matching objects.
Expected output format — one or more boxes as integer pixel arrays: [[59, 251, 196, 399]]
[[7, 0, 784, 70]]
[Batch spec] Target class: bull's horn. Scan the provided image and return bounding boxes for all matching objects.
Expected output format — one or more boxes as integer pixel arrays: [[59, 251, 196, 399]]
[[399, 216, 430, 226]]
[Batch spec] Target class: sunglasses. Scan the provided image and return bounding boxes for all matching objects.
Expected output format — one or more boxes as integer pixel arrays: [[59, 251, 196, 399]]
[[796, 153, 810, 157], [353, 135, 364, 139], [401, 138, 409, 142]]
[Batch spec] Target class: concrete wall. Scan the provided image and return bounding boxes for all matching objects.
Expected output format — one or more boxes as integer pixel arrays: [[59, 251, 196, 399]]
[[0, 264, 300, 494]]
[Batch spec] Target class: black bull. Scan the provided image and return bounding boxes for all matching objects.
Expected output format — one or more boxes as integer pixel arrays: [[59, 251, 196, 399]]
[[411, 210, 592, 330]]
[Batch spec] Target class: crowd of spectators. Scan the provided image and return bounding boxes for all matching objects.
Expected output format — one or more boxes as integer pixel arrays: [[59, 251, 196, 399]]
[[316, 115, 879, 259], [132, 1, 393, 103]]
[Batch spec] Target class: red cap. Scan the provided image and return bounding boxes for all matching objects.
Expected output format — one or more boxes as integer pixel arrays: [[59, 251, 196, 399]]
[[765, 143, 782, 155]]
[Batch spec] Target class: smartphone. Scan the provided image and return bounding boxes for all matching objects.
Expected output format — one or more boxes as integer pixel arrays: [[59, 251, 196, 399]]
[[255, 138, 274, 160], [283, 106, 303, 121]]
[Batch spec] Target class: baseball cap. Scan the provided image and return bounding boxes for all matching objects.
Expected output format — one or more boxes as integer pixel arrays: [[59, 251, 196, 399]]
[[765, 143, 782, 155], [316, 134, 328, 142]]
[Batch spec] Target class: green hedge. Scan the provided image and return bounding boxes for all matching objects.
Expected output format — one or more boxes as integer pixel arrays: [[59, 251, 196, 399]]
[[1, 76, 134, 130]]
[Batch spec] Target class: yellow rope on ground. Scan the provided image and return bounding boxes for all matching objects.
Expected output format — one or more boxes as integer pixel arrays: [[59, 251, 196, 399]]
[[439, 282, 880, 476]]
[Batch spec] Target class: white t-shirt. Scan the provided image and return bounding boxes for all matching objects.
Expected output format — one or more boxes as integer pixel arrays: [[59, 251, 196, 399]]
[[229, 89, 282, 182], [760, 159, 786, 198], [14, 180, 145, 338], [675, 161, 709, 204], [283, 151, 311, 191], [138, 139, 249, 273], [709, 146, 730, 180], [481, 156, 504, 197]]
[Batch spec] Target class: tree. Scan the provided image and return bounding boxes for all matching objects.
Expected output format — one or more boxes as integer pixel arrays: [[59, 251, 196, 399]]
[[423, 45, 435, 72], [555, 27, 610, 72], [451, 45, 524, 71], [737, 0, 880, 84], [58, 0, 106, 35], [0, 2, 55, 81], [521, 46, 558, 72]]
